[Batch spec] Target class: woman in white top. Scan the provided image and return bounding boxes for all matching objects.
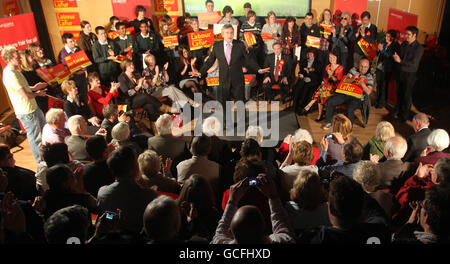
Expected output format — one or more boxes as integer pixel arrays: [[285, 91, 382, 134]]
[[261, 11, 282, 54]]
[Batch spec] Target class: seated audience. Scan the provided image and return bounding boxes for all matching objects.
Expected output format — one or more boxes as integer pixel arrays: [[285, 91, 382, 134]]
[[44, 205, 91, 244], [100, 104, 139, 143], [111, 122, 142, 155], [212, 174, 295, 244], [87, 72, 119, 117], [363, 121, 395, 161], [323, 58, 374, 129], [137, 150, 180, 194], [320, 114, 354, 164], [65, 115, 91, 161], [42, 164, 97, 219], [296, 176, 390, 244], [402, 113, 431, 162], [279, 141, 319, 196], [0, 144, 38, 201], [175, 45, 201, 100], [83, 135, 115, 197], [177, 174, 221, 241], [41, 108, 71, 146], [417, 129, 450, 165], [393, 186, 450, 244], [202, 116, 233, 167], [353, 161, 393, 219], [285, 170, 330, 234], [97, 146, 158, 234], [278, 129, 320, 164]]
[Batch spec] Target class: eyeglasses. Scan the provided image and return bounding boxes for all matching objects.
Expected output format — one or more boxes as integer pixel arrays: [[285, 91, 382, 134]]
[[342, 17, 348, 20]]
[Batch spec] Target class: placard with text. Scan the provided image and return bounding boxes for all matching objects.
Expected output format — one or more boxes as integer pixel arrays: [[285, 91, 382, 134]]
[[53, 0, 78, 11], [188, 30, 215, 50], [56, 12, 81, 29], [48, 64, 71, 84], [335, 75, 367, 99], [64, 50, 92, 73], [163, 35, 179, 47], [305, 35, 320, 49]]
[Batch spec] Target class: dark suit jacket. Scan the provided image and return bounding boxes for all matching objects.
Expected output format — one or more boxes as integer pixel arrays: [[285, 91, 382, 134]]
[[83, 160, 114, 197], [351, 24, 378, 56], [147, 134, 188, 160], [200, 40, 260, 103], [403, 128, 432, 162], [298, 58, 322, 85], [377, 159, 417, 194], [263, 53, 293, 82], [65, 135, 90, 161], [63, 97, 94, 120]]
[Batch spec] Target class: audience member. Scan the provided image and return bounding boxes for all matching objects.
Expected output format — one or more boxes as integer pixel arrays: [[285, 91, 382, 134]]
[[261, 11, 282, 55], [278, 128, 320, 164], [41, 108, 70, 146], [58, 33, 82, 66], [280, 16, 301, 61], [130, 5, 156, 35], [135, 21, 162, 72], [403, 113, 431, 162], [299, 12, 320, 61], [77, 21, 98, 67], [202, 117, 233, 167], [238, 2, 252, 25], [114, 22, 136, 59], [87, 72, 119, 117], [417, 129, 450, 165], [331, 12, 353, 71], [92, 26, 120, 85], [27, 43, 54, 68], [219, 6, 239, 26], [317, 9, 334, 68], [44, 205, 91, 244], [65, 115, 90, 161], [111, 122, 142, 155], [351, 11, 377, 68], [320, 114, 353, 164], [364, 121, 395, 161]]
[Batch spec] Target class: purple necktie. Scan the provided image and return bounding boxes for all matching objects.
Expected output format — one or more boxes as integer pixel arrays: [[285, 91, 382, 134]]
[[226, 43, 231, 65]]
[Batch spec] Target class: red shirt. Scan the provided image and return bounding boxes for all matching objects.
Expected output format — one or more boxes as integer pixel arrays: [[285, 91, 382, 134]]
[[88, 85, 118, 116]]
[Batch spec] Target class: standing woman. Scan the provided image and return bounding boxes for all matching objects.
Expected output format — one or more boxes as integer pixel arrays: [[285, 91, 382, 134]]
[[375, 29, 399, 109], [261, 11, 282, 55], [158, 16, 177, 79], [27, 43, 54, 68], [301, 50, 344, 122], [317, 9, 335, 72], [332, 12, 353, 72], [117, 59, 170, 122], [281, 16, 301, 61]]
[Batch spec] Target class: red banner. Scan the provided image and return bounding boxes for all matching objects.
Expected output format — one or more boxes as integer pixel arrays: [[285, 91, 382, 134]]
[[261, 32, 273, 42], [0, 13, 39, 68], [48, 64, 71, 84], [206, 77, 219, 86], [244, 75, 255, 85], [244, 32, 257, 46], [153, 0, 179, 15], [56, 12, 81, 29], [35, 67, 56, 84], [333, 0, 367, 24], [320, 23, 333, 35], [387, 8, 418, 42], [108, 27, 135, 40], [111, 0, 152, 21], [335, 75, 368, 99], [198, 11, 221, 29], [114, 50, 133, 64], [357, 38, 377, 59], [64, 50, 92, 73], [188, 30, 214, 51], [306, 35, 320, 49], [163, 35, 179, 47], [3, 0, 20, 16], [53, 0, 78, 11]]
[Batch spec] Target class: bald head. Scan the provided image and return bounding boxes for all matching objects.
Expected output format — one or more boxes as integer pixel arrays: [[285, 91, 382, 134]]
[[384, 136, 408, 160], [359, 58, 370, 75], [230, 205, 265, 244], [413, 113, 429, 131]]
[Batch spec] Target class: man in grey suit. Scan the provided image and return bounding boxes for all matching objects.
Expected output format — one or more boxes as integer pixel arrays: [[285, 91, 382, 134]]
[[97, 146, 157, 234], [402, 113, 431, 162], [65, 115, 91, 161]]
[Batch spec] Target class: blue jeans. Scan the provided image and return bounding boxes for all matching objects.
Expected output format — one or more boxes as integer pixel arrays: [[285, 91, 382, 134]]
[[17, 109, 46, 163]]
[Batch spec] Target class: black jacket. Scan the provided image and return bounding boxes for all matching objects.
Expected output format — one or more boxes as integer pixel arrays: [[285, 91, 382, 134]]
[[351, 24, 378, 55], [403, 127, 432, 162], [298, 57, 322, 85], [377, 41, 400, 72], [263, 53, 293, 82]]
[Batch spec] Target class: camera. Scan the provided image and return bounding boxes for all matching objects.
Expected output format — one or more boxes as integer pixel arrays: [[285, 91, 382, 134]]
[[105, 211, 117, 221], [248, 178, 260, 187], [325, 134, 333, 139]]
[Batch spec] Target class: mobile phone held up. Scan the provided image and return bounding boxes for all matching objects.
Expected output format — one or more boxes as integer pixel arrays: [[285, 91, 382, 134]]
[[248, 178, 260, 187], [105, 211, 117, 221], [325, 134, 333, 139]]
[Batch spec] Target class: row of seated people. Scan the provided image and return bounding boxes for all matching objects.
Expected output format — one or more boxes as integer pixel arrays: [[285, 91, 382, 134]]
[[1, 109, 449, 244]]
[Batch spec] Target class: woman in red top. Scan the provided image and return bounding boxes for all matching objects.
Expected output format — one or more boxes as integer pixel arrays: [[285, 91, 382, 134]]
[[281, 16, 301, 61], [300, 50, 344, 121], [87, 72, 119, 117]]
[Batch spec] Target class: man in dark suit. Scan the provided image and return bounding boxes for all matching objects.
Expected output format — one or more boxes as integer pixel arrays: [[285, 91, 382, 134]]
[[194, 24, 269, 105], [262, 42, 293, 103], [293, 47, 322, 114], [403, 113, 431, 162]]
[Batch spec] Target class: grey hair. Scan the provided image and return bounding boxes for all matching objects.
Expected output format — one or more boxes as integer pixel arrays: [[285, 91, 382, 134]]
[[293, 129, 313, 144], [202, 116, 222, 136], [45, 108, 65, 124], [384, 136, 408, 160], [427, 129, 449, 152], [353, 161, 381, 190], [67, 115, 86, 134], [156, 114, 173, 135], [112, 122, 130, 141], [222, 23, 234, 32]]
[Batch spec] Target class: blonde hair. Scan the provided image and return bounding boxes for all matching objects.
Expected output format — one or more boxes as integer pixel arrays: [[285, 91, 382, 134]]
[[293, 129, 313, 144], [290, 170, 327, 210], [45, 108, 65, 124], [293, 141, 314, 166], [245, 126, 263, 145], [19, 50, 34, 71], [27, 43, 46, 64], [61, 80, 76, 95], [332, 114, 352, 141], [353, 161, 381, 191], [144, 54, 156, 68], [138, 150, 161, 177], [159, 17, 171, 37], [375, 121, 395, 142], [202, 116, 222, 136], [1, 46, 17, 62]]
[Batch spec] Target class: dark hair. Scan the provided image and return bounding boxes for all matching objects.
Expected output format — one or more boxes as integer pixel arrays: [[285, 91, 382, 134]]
[[306, 47, 317, 56], [406, 26, 419, 37], [272, 41, 282, 48], [343, 138, 364, 163], [244, 2, 251, 8], [329, 48, 341, 66], [86, 135, 107, 160], [423, 186, 450, 236], [176, 16, 186, 29], [116, 21, 126, 29], [205, 0, 213, 5], [139, 20, 148, 28], [0, 144, 10, 161], [222, 5, 233, 16], [95, 26, 106, 35], [282, 16, 298, 39], [190, 135, 211, 156], [241, 138, 261, 158], [61, 33, 74, 44], [44, 205, 90, 244], [102, 104, 118, 120], [107, 146, 137, 178], [305, 12, 314, 18], [80, 20, 90, 29], [135, 5, 146, 16], [222, 23, 234, 31], [361, 11, 371, 20], [42, 143, 70, 167], [177, 174, 215, 213], [328, 175, 365, 221], [46, 164, 72, 191], [109, 16, 119, 24], [87, 72, 100, 84], [233, 158, 266, 183], [247, 10, 256, 19], [386, 29, 397, 40]]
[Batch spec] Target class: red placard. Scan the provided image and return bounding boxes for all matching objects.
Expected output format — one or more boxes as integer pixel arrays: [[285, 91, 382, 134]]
[[64, 50, 92, 73], [153, 0, 179, 15], [111, 0, 152, 21], [0, 13, 39, 68], [56, 12, 81, 29], [387, 8, 418, 42], [244, 75, 255, 85], [320, 23, 333, 35], [188, 30, 214, 51], [35, 67, 56, 84], [261, 32, 273, 41], [163, 35, 179, 47], [48, 64, 71, 84], [3, 0, 20, 16], [244, 32, 257, 46], [198, 11, 221, 29], [206, 77, 219, 86], [60, 30, 80, 43], [335, 75, 367, 99], [114, 50, 133, 64], [53, 0, 78, 11], [357, 38, 377, 60], [108, 27, 135, 40], [333, 0, 367, 24], [306, 35, 320, 48]]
